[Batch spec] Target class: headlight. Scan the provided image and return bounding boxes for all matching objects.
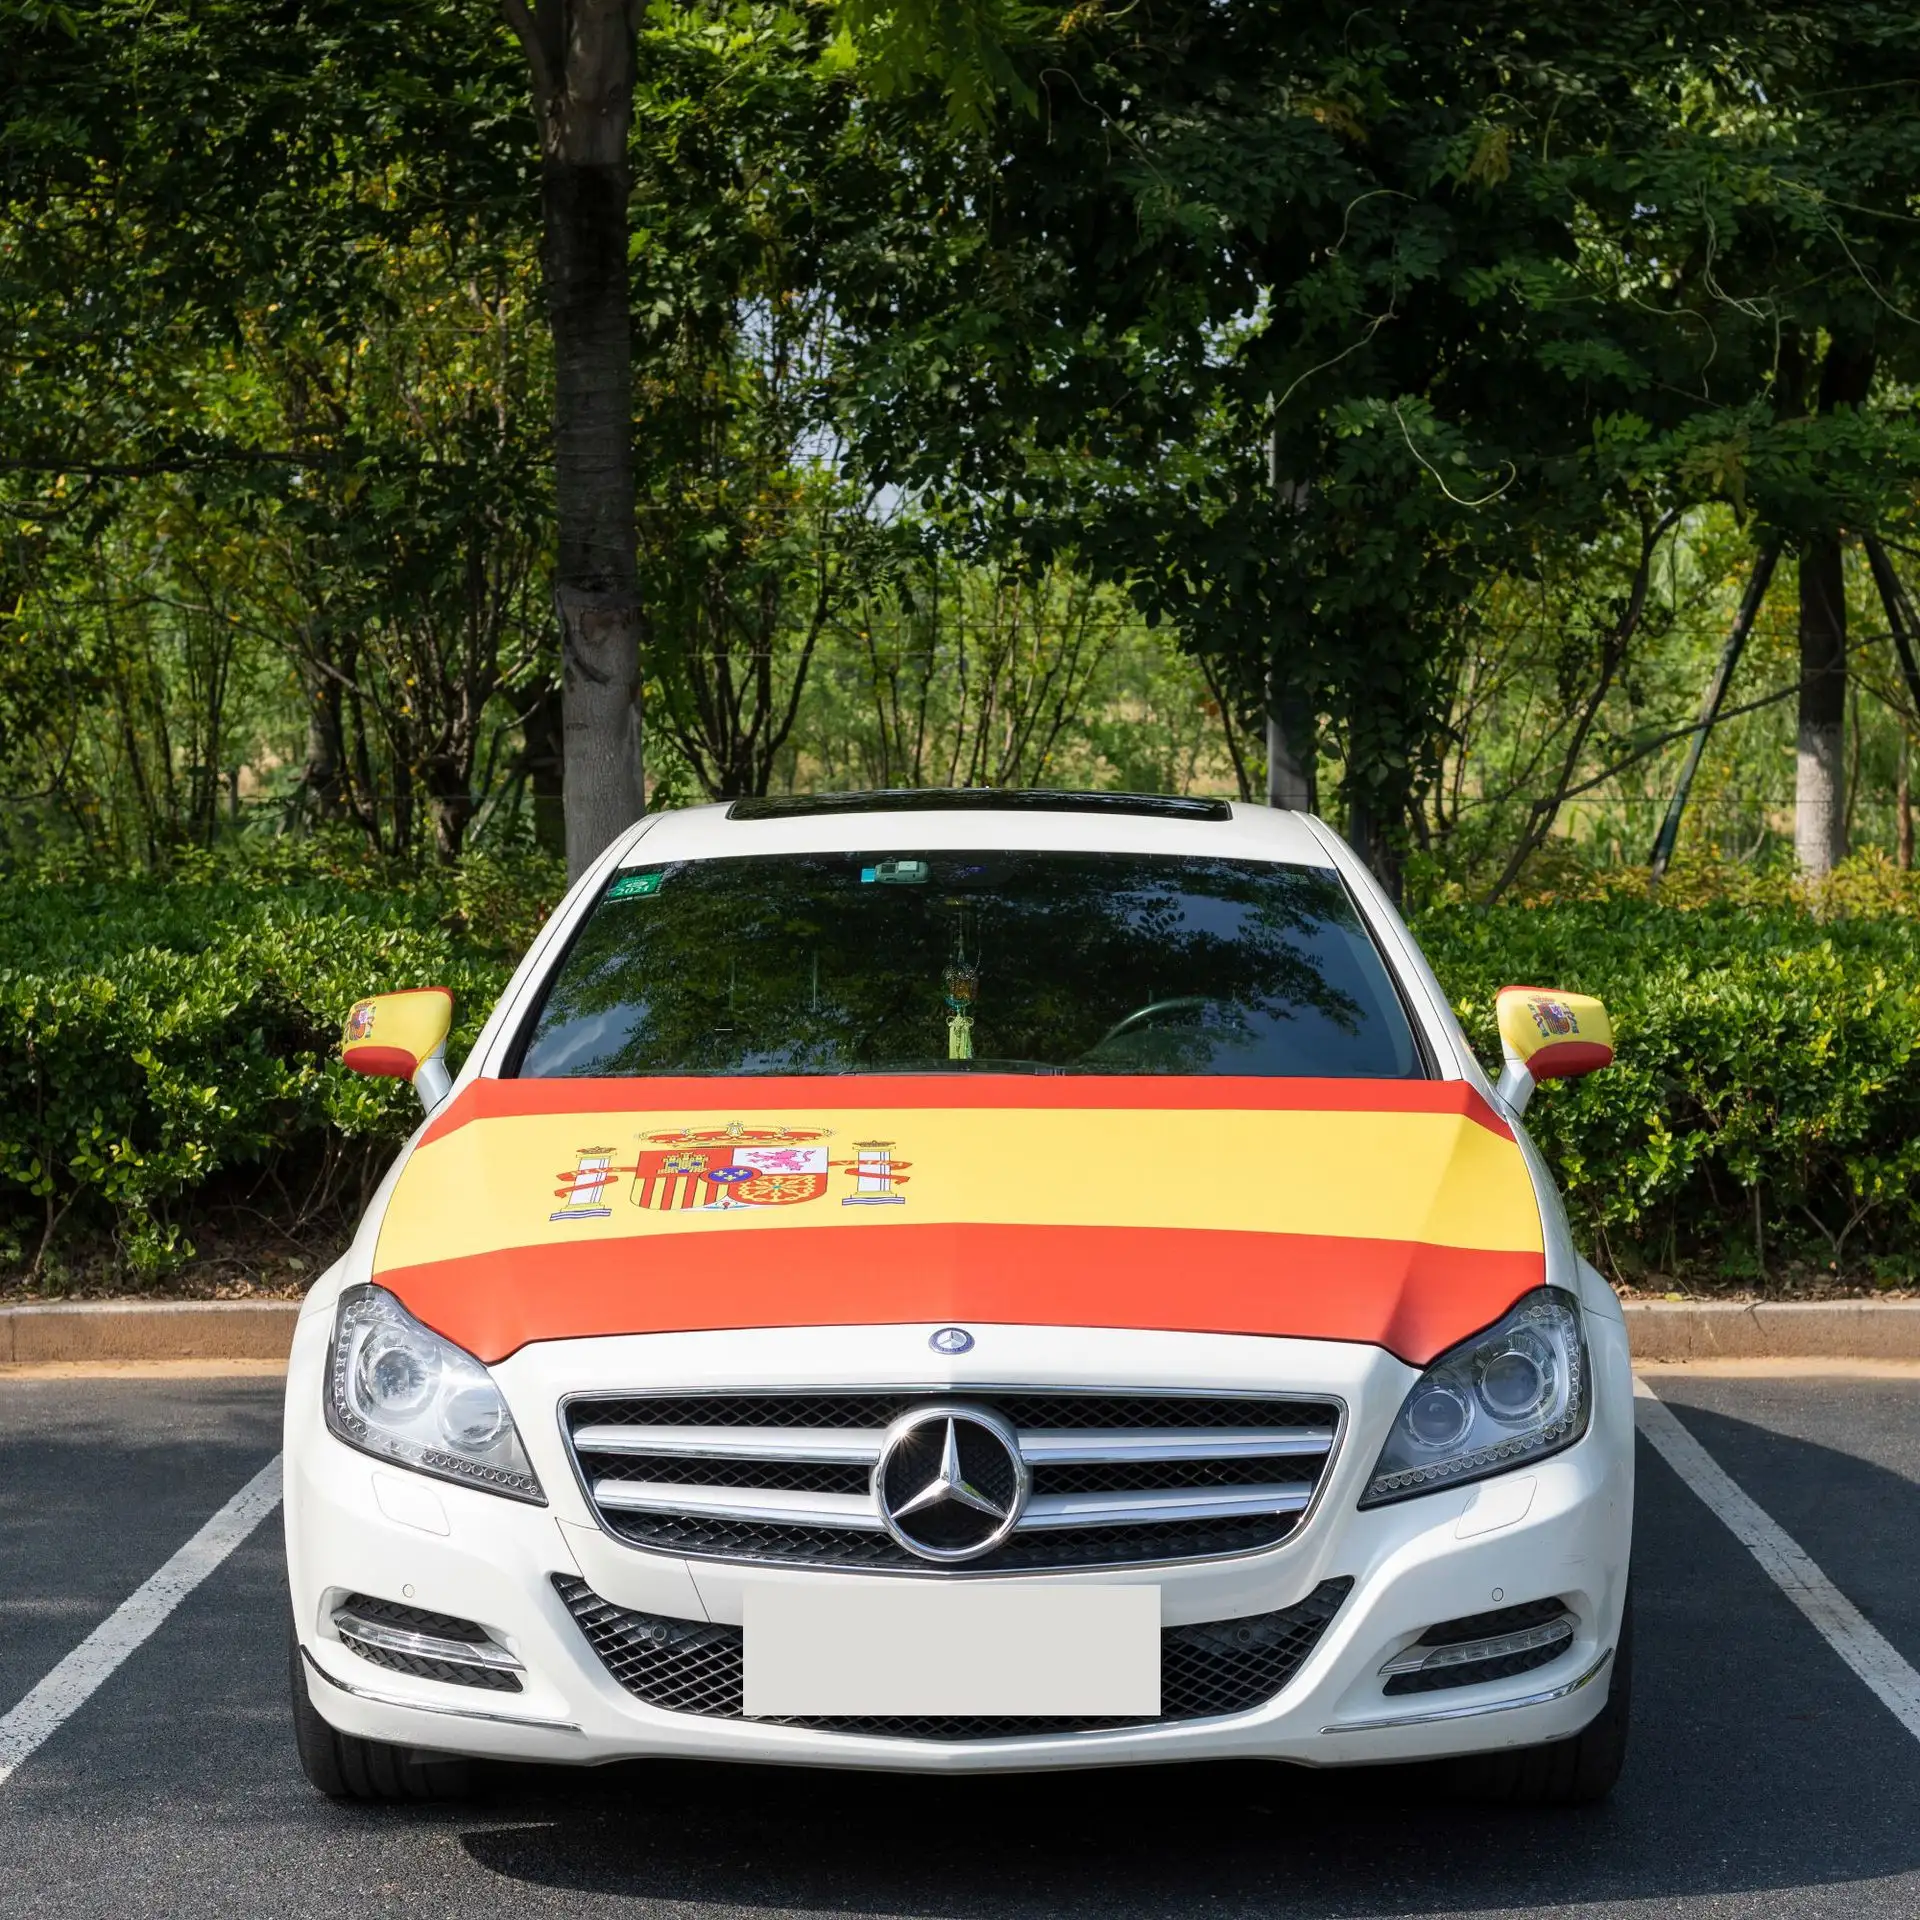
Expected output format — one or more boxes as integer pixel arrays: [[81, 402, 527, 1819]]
[[1359, 1289, 1589, 1507], [324, 1284, 544, 1503]]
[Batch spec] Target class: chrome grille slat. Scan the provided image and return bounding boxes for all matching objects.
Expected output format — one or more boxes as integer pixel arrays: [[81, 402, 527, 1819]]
[[1021, 1484, 1315, 1528], [574, 1424, 886, 1465], [555, 1572, 1357, 1736], [591, 1481, 885, 1528], [1017, 1428, 1333, 1464], [566, 1389, 1343, 1574]]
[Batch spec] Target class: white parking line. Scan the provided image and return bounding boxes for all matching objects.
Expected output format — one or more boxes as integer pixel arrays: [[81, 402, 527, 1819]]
[[0, 1453, 283, 1790], [1634, 1378, 1920, 1745]]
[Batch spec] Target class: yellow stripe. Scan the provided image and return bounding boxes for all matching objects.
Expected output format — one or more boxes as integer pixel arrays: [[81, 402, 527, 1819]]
[[373, 1105, 1541, 1274]]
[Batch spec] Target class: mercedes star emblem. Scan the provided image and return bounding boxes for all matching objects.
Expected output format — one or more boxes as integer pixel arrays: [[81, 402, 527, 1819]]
[[873, 1404, 1029, 1563], [928, 1326, 974, 1354]]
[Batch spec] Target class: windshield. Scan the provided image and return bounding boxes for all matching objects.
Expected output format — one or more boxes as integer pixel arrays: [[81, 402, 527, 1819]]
[[515, 850, 1422, 1080]]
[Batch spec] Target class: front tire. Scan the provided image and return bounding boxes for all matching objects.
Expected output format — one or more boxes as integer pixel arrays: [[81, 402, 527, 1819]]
[[289, 1619, 474, 1803], [1444, 1590, 1632, 1807]]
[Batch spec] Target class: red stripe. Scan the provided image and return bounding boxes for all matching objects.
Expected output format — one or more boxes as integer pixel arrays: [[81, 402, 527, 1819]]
[[1528, 1042, 1613, 1082], [420, 1074, 1510, 1148], [378, 1224, 1543, 1367], [344, 1047, 419, 1080]]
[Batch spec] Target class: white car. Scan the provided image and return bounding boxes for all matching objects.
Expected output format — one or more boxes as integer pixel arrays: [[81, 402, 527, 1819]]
[[284, 791, 1633, 1806]]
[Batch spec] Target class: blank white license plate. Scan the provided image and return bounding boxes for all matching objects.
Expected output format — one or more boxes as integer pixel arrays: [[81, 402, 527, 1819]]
[[742, 1582, 1161, 1718]]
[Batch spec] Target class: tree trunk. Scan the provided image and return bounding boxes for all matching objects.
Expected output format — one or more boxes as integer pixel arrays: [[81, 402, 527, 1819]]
[[425, 758, 476, 863], [508, 0, 645, 879], [1345, 785, 1403, 906], [296, 675, 346, 828], [1794, 341, 1875, 878], [1899, 730, 1913, 871], [1264, 682, 1316, 812], [522, 681, 567, 857], [1264, 439, 1317, 813], [1795, 533, 1848, 877]]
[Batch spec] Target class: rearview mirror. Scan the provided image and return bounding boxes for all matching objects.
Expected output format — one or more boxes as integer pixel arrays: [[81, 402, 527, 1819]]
[[1493, 987, 1614, 1117], [341, 987, 455, 1113]]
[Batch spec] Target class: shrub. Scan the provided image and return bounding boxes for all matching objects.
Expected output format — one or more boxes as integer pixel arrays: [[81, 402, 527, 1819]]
[[0, 852, 551, 1282], [1418, 899, 1920, 1282]]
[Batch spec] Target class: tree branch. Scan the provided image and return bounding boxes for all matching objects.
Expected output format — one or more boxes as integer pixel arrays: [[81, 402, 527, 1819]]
[[498, 0, 558, 112]]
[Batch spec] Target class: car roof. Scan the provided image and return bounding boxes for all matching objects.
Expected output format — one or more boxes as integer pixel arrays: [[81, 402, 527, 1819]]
[[614, 793, 1331, 866]]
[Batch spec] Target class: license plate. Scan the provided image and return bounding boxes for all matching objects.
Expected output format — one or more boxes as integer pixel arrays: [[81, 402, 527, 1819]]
[[742, 1582, 1161, 1718]]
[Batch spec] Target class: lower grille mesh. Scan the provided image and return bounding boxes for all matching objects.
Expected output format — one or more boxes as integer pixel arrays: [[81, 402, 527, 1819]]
[[553, 1573, 1351, 1739]]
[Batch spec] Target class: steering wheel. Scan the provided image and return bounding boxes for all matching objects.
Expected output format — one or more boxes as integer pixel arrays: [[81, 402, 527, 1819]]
[[1092, 996, 1210, 1050]]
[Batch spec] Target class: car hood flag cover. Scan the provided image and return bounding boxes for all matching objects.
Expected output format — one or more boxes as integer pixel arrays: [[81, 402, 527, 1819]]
[[371, 1076, 1544, 1365]]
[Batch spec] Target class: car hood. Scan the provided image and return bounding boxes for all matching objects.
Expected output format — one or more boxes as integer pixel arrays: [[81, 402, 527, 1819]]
[[368, 1075, 1543, 1366]]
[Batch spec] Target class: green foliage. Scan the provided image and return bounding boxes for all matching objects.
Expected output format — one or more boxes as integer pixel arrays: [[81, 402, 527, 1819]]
[[790, 551, 1240, 794], [1420, 889, 1920, 1283], [0, 842, 556, 1283]]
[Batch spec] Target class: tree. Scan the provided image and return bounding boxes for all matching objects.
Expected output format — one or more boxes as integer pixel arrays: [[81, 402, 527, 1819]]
[[1614, 9, 1920, 875], [2, 0, 550, 862], [829, 1, 1754, 895], [499, 1, 647, 876], [626, 3, 893, 799]]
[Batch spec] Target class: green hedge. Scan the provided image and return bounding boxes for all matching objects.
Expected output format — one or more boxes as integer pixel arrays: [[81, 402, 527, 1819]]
[[0, 844, 544, 1280], [3, 845, 1918, 1287], [1421, 903, 1920, 1284]]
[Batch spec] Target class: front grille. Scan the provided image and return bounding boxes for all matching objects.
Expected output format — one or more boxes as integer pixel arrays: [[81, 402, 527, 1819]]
[[554, 1573, 1352, 1738], [565, 1390, 1342, 1573]]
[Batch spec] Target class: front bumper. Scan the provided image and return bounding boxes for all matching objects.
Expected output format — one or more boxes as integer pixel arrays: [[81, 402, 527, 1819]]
[[284, 1310, 1634, 1774]]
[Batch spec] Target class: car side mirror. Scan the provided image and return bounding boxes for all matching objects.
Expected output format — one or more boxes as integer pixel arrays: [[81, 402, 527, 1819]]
[[341, 987, 455, 1113], [1493, 986, 1614, 1117]]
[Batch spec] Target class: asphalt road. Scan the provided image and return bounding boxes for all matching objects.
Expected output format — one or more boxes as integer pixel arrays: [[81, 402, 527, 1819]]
[[4, 1369, 1920, 1919]]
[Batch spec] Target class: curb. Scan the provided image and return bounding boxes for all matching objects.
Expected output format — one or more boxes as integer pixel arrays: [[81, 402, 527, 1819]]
[[1622, 1300, 1920, 1363], [0, 1299, 301, 1364], [3, 1298, 1918, 1367]]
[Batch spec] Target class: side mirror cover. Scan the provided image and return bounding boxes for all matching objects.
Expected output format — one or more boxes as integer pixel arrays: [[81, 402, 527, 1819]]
[[341, 988, 455, 1111], [1493, 986, 1613, 1116]]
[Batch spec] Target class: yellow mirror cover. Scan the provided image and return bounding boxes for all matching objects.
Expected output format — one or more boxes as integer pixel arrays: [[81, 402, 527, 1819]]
[[341, 987, 454, 1081], [1495, 987, 1613, 1082]]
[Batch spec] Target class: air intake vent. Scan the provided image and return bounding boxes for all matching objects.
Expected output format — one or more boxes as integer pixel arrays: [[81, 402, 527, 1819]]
[[1380, 1598, 1574, 1696], [554, 1573, 1351, 1738], [331, 1594, 523, 1693]]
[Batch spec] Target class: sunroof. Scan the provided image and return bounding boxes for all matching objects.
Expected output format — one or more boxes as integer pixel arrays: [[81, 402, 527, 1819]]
[[726, 789, 1234, 823]]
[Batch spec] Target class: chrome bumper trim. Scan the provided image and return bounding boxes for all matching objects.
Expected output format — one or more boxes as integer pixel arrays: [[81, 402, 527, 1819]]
[[300, 1645, 582, 1733], [1324, 1645, 1614, 1734]]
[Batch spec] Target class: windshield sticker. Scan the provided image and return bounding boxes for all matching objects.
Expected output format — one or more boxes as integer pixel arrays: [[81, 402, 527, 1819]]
[[548, 1122, 913, 1217], [860, 859, 930, 886], [607, 870, 665, 901]]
